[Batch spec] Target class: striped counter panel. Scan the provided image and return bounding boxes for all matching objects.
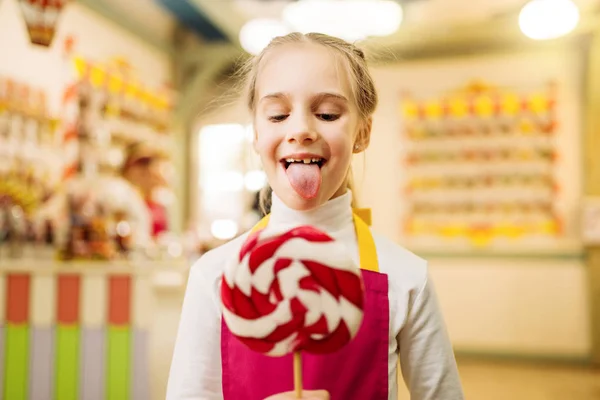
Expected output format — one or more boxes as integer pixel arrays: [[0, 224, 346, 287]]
[[30, 274, 56, 400], [5, 274, 30, 400], [56, 274, 80, 400], [0, 270, 151, 400], [80, 274, 107, 400]]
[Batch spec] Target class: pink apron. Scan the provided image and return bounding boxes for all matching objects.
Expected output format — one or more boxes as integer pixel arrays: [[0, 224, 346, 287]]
[[221, 213, 390, 400]]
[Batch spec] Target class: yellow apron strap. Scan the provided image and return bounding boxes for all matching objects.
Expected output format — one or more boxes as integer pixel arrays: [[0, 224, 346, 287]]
[[251, 215, 270, 232], [353, 208, 372, 227], [352, 213, 379, 273], [249, 209, 379, 273]]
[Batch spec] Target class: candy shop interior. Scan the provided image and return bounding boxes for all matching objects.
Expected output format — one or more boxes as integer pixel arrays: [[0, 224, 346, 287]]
[[0, 0, 191, 398], [1, 0, 600, 399]]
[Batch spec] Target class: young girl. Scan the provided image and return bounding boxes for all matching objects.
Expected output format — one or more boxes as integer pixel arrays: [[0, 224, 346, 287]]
[[166, 32, 465, 400]]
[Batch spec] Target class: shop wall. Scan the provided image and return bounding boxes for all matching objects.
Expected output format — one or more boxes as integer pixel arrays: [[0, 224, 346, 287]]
[[0, 0, 171, 114], [357, 47, 590, 359]]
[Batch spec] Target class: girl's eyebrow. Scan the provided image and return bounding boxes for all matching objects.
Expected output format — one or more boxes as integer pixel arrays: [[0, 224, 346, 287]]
[[312, 92, 348, 104], [259, 92, 349, 104], [259, 92, 289, 103]]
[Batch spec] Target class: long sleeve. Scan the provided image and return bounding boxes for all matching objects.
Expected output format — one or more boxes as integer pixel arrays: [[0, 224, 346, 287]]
[[166, 258, 224, 400], [398, 276, 464, 400]]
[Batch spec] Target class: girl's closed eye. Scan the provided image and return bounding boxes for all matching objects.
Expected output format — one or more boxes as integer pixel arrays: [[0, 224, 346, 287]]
[[268, 114, 289, 122], [316, 112, 340, 122], [267, 111, 341, 122], [313, 100, 344, 122]]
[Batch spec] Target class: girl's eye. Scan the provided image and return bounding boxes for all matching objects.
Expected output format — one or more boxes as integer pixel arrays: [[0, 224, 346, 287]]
[[269, 115, 288, 122], [317, 113, 340, 122]]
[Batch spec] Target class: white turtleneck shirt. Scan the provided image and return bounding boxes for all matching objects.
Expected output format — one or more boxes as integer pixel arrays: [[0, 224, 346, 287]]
[[166, 191, 464, 400]]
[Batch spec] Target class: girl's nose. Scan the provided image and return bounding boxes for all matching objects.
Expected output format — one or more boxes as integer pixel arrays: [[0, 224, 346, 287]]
[[286, 112, 317, 144]]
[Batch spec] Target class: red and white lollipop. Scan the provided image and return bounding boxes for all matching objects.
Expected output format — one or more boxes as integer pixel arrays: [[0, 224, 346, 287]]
[[220, 224, 365, 357]]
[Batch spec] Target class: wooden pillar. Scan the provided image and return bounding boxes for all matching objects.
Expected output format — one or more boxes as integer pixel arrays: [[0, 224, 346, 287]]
[[584, 29, 600, 366]]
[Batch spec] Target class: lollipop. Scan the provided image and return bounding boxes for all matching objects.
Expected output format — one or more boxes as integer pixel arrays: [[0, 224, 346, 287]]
[[220, 224, 365, 395]]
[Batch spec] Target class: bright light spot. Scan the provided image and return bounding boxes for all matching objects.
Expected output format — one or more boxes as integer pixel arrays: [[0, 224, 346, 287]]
[[223, 172, 245, 191], [240, 18, 291, 55], [198, 124, 246, 167], [200, 172, 245, 192], [519, 0, 580, 40], [244, 170, 267, 191], [116, 221, 131, 237], [239, 1, 402, 55], [211, 219, 239, 240], [245, 124, 254, 143], [282, 0, 403, 42], [199, 124, 245, 144]]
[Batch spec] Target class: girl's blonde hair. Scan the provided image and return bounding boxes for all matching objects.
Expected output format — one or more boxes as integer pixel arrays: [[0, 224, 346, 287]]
[[235, 32, 378, 215]]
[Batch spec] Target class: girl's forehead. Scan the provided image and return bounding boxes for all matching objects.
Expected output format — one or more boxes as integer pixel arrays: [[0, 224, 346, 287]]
[[256, 43, 353, 100]]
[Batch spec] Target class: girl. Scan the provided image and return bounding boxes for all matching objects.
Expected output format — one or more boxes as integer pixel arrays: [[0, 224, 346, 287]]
[[166, 32, 465, 400]]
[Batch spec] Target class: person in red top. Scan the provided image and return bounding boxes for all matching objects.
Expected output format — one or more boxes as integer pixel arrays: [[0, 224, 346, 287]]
[[121, 142, 169, 238]]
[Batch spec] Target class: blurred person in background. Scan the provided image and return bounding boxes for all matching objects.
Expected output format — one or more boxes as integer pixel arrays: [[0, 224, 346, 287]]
[[121, 141, 170, 239]]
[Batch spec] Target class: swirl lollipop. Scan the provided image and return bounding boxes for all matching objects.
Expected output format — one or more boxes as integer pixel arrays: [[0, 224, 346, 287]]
[[220, 224, 365, 396]]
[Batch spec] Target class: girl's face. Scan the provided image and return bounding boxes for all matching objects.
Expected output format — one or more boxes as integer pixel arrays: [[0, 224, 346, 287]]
[[253, 43, 363, 211]]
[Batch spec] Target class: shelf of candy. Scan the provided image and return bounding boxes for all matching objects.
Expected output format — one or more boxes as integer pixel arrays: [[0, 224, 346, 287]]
[[400, 81, 563, 249], [56, 190, 124, 261], [0, 77, 58, 158], [70, 56, 173, 176], [37, 55, 184, 265], [55, 183, 184, 262], [0, 194, 58, 261], [0, 77, 62, 261]]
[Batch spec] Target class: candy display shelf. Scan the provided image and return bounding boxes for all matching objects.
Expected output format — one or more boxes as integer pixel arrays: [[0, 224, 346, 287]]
[[63, 55, 174, 178], [398, 81, 577, 253], [0, 77, 61, 216]]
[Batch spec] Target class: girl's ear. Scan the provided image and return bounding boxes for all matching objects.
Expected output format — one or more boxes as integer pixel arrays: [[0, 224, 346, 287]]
[[353, 117, 372, 153]]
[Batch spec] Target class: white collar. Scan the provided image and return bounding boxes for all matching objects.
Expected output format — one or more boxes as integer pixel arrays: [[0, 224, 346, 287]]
[[268, 190, 354, 234]]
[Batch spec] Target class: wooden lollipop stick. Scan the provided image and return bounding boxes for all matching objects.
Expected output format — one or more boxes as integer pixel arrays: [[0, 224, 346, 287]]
[[294, 352, 303, 398]]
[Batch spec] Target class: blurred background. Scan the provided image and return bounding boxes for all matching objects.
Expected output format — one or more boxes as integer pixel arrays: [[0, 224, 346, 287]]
[[1, 0, 600, 399]]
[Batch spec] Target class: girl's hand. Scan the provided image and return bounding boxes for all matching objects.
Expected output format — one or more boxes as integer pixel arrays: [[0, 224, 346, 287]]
[[264, 390, 330, 399]]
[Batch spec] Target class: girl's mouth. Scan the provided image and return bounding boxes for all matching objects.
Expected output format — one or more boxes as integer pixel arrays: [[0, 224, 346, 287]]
[[279, 155, 327, 200], [281, 157, 326, 169]]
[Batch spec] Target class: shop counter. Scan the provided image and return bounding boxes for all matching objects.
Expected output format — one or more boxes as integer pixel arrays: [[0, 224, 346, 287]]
[[0, 259, 190, 400]]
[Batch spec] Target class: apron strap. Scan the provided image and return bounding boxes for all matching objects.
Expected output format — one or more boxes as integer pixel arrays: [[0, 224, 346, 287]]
[[252, 215, 270, 232], [249, 209, 379, 273], [352, 213, 379, 273]]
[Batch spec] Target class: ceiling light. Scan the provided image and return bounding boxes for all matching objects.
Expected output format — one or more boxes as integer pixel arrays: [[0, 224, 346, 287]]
[[239, 18, 291, 55], [519, 0, 580, 40], [239, 1, 403, 55], [282, 0, 403, 42]]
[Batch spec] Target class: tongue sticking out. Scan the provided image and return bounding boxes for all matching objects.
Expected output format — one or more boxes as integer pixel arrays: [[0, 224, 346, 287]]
[[286, 163, 322, 199]]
